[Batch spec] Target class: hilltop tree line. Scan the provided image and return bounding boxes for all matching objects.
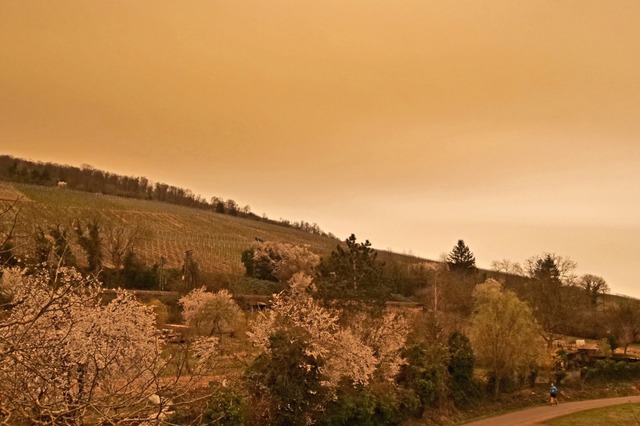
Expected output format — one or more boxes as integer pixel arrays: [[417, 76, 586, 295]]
[[0, 155, 334, 238]]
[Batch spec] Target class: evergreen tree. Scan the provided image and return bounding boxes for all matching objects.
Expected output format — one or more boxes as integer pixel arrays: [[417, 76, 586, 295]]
[[447, 332, 476, 406], [317, 234, 388, 302], [74, 219, 103, 274], [33, 225, 76, 266], [446, 240, 476, 272], [50, 225, 76, 267], [246, 330, 325, 425], [524, 253, 578, 347], [33, 226, 52, 264], [533, 254, 560, 283]]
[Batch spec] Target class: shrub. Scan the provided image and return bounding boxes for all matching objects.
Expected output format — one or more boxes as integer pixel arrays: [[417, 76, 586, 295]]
[[397, 342, 448, 416], [581, 360, 640, 382], [448, 332, 477, 406], [246, 330, 326, 426], [318, 382, 401, 426], [202, 387, 246, 425]]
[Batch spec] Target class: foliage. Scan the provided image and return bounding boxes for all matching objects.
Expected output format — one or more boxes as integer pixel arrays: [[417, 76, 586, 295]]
[[317, 234, 389, 302], [437, 271, 478, 316], [349, 311, 410, 382], [246, 273, 410, 424], [202, 386, 246, 425], [469, 279, 545, 395], [33, 224, 77, 268], [446, 239, 476, 272], [0, 267, 182, 423], [578, 274, 609, 306], [248, 273, 378, 388], [73, 218, 103, 273], [318, 382, 401, 426], [181, 249, 200, 288], [581, 359, 640, 383], [607, 299, 640, 354], [551, 349, 569, 385], [247, 330, 326, 426], [241, 248, 256, 277], [0, 265, 222, 424], [120, 250, 157, 289], [231, 275, 284, 296], [399, 343, 448, 415], [383, 260, 426, 297], [179, 287, 244, 338], [242, 241, 320, 283], [397, 312, 450, 415], [148, 298, 169, 328], [448, 332, 477, 406], [523, 253, 579, 347], [524, 253, 577, 285]]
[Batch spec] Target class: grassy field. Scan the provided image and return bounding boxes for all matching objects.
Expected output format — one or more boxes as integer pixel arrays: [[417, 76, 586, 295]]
[[544, 403, 640, 425], [1, 181, 430, 278]]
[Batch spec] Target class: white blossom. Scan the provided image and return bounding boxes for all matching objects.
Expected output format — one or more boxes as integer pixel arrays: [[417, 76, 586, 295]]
[[0, 266, 218, 424], [248, 273, 378, 388]]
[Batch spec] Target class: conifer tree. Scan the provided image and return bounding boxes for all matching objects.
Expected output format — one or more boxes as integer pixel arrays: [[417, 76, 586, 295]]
[[74, 219, 103, 273], [446, 240, 476, 272]]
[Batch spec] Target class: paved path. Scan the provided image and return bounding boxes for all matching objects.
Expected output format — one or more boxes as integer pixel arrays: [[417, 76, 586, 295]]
[[461, 395, 640, 425]]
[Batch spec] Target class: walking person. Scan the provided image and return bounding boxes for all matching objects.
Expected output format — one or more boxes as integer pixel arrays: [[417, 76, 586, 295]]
[[550, 383, 558, 405]]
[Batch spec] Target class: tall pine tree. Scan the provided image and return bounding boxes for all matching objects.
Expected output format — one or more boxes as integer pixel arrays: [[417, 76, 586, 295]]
[[446, 240, 476, 272]]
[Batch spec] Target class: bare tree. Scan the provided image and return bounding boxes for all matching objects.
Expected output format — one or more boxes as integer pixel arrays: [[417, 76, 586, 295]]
[[104, 223, 146, 270], [579, 274, 609, 307], [490, 259, 524, 276], [608, 299, 640, 354]]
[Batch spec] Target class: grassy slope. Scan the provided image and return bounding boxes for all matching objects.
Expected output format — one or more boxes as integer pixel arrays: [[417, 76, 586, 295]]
[[544, 403, 640, 425], [2, 181, 429, 275]]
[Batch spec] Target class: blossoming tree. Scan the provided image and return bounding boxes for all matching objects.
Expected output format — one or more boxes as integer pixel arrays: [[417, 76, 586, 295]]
[[0, 266, 217, 424]]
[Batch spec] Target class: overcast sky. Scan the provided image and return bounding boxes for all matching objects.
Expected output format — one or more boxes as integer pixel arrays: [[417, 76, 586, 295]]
[[1, 1, 639, 298]]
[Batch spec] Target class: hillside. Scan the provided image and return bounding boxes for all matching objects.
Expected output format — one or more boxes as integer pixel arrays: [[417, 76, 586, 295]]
[[1, 181, 429, 277]]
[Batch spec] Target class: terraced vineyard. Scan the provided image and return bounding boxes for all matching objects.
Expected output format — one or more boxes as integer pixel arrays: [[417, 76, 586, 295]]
[[2, 182, 341, 274]]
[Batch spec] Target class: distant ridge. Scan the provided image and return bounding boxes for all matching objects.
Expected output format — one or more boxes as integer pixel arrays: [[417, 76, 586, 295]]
[[0, 154, 335, 239]]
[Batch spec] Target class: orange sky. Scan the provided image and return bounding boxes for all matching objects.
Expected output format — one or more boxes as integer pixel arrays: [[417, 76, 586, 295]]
[[1, 1, 639, 297]]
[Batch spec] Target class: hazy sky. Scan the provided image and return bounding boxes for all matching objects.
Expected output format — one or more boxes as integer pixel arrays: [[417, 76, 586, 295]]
[[2, 1, 639, 297]]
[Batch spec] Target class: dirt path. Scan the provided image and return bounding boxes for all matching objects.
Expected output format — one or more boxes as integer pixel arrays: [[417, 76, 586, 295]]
[[461, 395, 640, 425]]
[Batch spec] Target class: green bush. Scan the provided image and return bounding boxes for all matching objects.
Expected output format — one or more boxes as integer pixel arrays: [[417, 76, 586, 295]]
[[318, 382, 401, 426], [246, 330, 325, 426], [581, 360, 640, 382], [448, 332, 478, 406], [202, 387, 246, 425], [397, 341, 449, 415]]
